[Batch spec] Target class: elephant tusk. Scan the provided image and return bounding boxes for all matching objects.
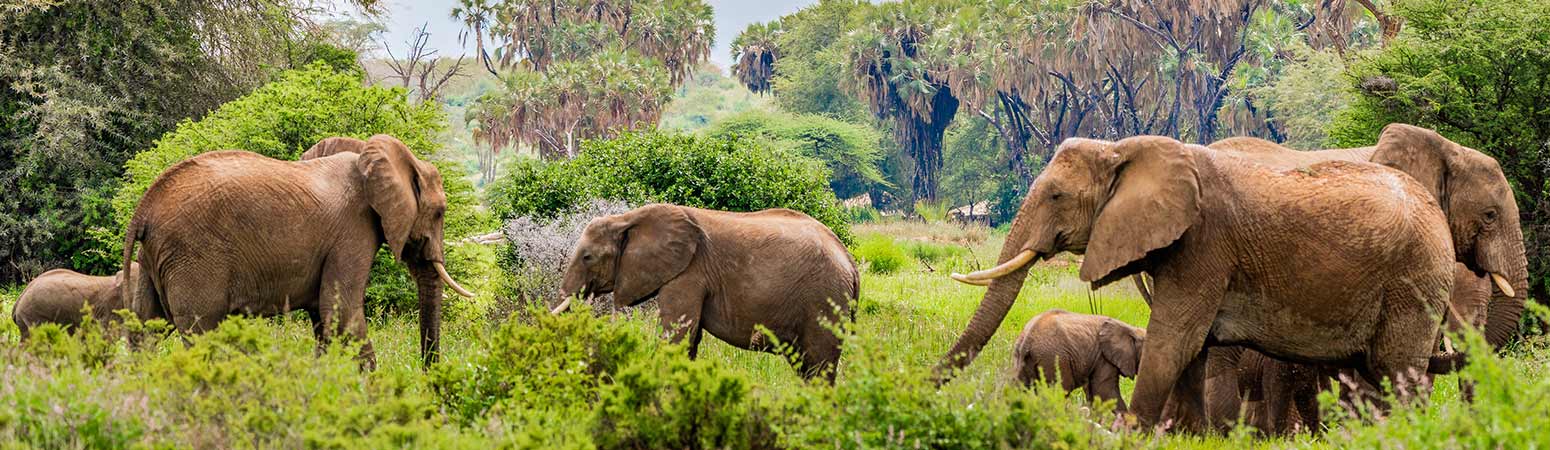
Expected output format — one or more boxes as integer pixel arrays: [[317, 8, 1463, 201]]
[[950, 250, 1037, 284], [1490, 272, 1516, 298], [950, 273, 991, 286], [435, 262, 476, 298], [1442, 335, 1456, 354], [550, 296, 574, 315]]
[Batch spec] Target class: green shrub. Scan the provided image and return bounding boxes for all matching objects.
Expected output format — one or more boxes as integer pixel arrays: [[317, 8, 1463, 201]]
[[853, 234, 907, 275], [767, 322, 1141, 449], [706, 109, 887, 199], [97, 63, 497, 317], [430, 305, 766, 448], [487, 130, 850, 244]]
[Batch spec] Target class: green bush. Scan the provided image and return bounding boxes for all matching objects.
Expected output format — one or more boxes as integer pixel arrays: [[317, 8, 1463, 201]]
[[853, 234, 907, 275], [487, 130, 850, 244], [430, 305, 767, 448], [706, 109, 887, 200], [97, 63, 497, 316]]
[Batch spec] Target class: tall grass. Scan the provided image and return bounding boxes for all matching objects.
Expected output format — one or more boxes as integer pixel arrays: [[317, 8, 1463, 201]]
[[0, 222, 1544, 447]]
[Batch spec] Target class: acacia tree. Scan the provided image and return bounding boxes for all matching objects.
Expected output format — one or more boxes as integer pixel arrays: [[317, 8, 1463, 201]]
[[462, 0, 713, 159]]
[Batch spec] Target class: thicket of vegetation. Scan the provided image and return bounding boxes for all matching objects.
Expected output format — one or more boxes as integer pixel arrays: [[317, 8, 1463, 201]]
[[486, 131, 848, 242], [0, 0, 361, 283]]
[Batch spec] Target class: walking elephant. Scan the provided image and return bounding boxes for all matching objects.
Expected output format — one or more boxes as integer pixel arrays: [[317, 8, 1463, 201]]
[[119, 135, 474, 368], [1011, 309, 1146, 412], [549, 204, 859, 382], [14, 263, 139, 338], [1209, 123, 1527, 346], [939, 136, 1456, 431]]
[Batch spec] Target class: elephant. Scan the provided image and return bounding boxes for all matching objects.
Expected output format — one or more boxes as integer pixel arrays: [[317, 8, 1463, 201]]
[[118, 135, 474, 368], [939, 135, 1457, 431], [1207, 123, 1528, 348], [13, 263, 138, 338], [549, 204, 859, 382], [1011, 309, 1146, 412], [1205, 262, 1492, 435]]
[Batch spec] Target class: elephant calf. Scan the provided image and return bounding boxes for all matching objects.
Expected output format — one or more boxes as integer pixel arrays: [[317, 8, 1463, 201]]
[[550, 204, 860, 382], [1012, 309, 1145, 411], [13, 264, 137, 338]]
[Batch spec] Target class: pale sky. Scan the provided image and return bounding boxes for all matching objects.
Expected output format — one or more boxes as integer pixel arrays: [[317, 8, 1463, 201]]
[[336, 0, 823, 71]]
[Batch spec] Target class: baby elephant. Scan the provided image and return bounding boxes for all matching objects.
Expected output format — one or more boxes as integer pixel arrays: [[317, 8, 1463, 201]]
[[1013, 309, 1146, 411], [13, 264, 137, 338]]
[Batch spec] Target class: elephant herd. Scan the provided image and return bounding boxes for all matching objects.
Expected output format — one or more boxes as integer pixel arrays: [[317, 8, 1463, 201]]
[[11, 124, 1526, 436], [946, 123, 1526, 434]]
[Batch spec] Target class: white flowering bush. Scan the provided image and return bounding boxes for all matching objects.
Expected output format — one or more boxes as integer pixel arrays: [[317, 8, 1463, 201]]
[[496, 199, 635, 318]]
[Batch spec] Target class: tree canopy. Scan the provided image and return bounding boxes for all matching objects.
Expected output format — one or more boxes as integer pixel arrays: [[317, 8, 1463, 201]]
[[0, 0, 356, 282], [462, 0, 715, 159]]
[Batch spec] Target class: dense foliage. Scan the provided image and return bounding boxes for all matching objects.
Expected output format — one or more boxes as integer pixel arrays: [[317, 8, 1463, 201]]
[[0, 0, 351, 283], [1327, 0, 1550, 303], [487, 131, 850, 243], [101, 64, 496, 315], [706, 109, 887, 200]]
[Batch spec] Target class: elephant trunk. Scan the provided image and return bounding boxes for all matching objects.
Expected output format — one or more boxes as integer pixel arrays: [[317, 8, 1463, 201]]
[[934, 213, 1039, 382], [552, 261, 586, 314], [415, 264, 443, 367], [1481, 227, 1528, 349]]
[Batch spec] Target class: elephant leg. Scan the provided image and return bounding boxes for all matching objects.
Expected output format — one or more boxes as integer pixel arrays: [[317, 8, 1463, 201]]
[[799, 322, 843, 383], [1367, 291, 1439, 408], [1203, 347, 1247, 431], [318, 259, 372, 369], [654, 280, 705, 359], [1090, 362, 1127, 412], [306, 309, 325, 355], [1291, 369, 1325, 434], [1129, 272, 1224, 430], [1260, 360, 1296, 435], [161, 270, 230, 334]]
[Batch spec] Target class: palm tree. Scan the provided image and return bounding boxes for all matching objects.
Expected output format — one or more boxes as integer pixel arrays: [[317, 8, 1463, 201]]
[[450, 0, 498, 76], [731, 21, 781, 95]]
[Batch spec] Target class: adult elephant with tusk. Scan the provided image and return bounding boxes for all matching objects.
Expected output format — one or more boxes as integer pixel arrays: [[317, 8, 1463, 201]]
[[549, 204, 860, 382], [119, 135, 474, 369], [939, 136, 1456, 431], [1208, 123, 1528, 347]]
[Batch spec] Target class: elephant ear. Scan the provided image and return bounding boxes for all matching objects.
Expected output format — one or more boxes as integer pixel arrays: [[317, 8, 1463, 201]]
[[614, 205, 703, 305], [358, 135, 422, 261], [1099, 320, 1143, 378], [1080, 136, 1201, 285], [1370, 123, 1457, 204], [301, 137, 369, 161]]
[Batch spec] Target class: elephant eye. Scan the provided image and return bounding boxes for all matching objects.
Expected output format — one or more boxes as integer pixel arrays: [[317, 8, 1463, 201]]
[[1484, 209, 1498, 224]]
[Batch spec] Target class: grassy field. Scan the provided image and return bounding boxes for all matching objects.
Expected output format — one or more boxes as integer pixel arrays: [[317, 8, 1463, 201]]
[[0, 220, 1546, 448]]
